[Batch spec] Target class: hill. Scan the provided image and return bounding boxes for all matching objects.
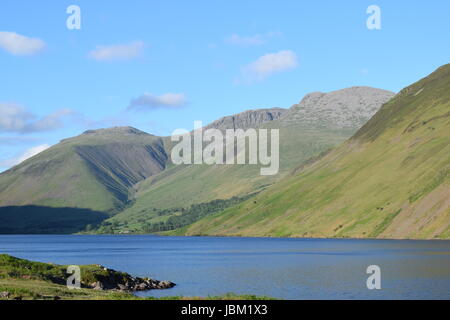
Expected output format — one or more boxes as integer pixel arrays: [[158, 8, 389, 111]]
[[107, 87, 394, 232], [0, 88, 394, 234], [0, 127, 168, 232], [177, 64, 450, 239]]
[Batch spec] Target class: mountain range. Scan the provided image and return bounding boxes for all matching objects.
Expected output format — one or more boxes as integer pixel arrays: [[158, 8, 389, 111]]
[[0, 65, 448, 239], [176, 64, 450, 239]]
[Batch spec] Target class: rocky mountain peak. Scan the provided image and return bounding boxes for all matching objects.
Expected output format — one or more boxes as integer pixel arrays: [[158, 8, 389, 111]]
[[280, 86, 395, 129]]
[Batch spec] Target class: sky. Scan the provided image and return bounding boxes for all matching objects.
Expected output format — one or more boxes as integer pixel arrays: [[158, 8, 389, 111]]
[[0, 0, 449, 172]]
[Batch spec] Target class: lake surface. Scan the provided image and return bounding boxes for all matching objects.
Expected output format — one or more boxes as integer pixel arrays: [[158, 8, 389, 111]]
[[0, 235, 449, 299]]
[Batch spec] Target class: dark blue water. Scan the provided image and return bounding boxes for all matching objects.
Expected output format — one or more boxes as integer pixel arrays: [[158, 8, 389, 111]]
[[0, 235, 449, 299]]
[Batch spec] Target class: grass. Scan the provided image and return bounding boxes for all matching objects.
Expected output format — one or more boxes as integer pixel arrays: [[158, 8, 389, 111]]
[[0, 254, 135, 300]]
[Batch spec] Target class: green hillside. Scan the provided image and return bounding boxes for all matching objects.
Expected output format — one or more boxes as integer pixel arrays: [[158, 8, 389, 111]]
[[107, 126, 350, 231], [0, 87, 393, 234], [0, 127, 167, 212], [177, 64, 450, 239], [107, 87, 393, 232], [0, 127, 168, 232]]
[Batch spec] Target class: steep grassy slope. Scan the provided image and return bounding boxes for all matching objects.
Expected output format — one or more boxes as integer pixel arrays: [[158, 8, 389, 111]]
[[0, 127, 168, 232], [0, 127, 167, 212], [111, 127, 348, 217], [178, 64, 450, 239], [109, 88, 394, 231], [107, 127, 357, 231]]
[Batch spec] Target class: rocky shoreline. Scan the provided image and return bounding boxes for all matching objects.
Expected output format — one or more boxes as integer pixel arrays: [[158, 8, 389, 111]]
[[0, 254, 175, 300], [87, 264, 176, 292]]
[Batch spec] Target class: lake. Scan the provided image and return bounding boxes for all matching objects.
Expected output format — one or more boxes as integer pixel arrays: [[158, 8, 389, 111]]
[[0, 235, 449, 299]]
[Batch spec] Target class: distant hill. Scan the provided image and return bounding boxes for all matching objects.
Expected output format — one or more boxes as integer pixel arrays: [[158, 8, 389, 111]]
[[178, 64, 450, 239], [107, 87, 394, 232], [0, 127, 167, 213]]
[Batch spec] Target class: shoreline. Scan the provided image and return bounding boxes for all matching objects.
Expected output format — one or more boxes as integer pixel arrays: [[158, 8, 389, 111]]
[[1, 233, 449, 241]]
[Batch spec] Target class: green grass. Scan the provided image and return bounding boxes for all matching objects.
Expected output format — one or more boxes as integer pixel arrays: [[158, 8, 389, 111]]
[[0, 254, 129, 286]]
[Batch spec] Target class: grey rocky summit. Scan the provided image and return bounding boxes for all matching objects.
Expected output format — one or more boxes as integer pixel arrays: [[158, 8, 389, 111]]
[[279, 86, 395, 129], [203, 87, 394, 132]]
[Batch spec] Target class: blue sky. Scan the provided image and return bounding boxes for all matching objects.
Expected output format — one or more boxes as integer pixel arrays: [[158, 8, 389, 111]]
[[0, 0, 449, 171]]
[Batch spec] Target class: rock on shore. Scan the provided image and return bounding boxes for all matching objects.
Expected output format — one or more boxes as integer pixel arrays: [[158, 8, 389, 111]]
[[88, 265, 175, 291]]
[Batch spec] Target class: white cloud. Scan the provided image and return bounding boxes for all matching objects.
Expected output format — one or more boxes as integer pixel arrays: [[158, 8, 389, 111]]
[[0, 144, 50, 169], [225, 31, 281, 46], [15, 144, 51, 164], [88, 41, 144, 61], [0, 102, 74, 133], [127, 93, 187, 111], [237, 50, 298, 83], [0, 31, 45, 55]]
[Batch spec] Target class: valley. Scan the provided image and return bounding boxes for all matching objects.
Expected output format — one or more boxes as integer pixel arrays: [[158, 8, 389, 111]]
[[0, 66, 448, 240]]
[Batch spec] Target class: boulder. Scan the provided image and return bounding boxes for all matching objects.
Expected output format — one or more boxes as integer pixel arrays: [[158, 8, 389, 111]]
[[117, 284, 128, 291], [91, 281, 104, 290], [157, 280, 176, 289]]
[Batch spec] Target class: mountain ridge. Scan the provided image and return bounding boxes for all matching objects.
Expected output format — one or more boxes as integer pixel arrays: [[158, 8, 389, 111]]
[[0, 85, 396, 234], [203, 108, 287, 131], [177, 64, 450, 239]]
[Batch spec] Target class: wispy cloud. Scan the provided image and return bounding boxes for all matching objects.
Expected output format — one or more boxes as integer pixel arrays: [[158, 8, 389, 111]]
[[0, 102, 74, 133], [225, 31, 281, 46], [127, 93, 187, 111], [236, 50, 298, 84], [0, 144, 50, 169], [0, 31, 45, 55], [88, 41, 144, 61]]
